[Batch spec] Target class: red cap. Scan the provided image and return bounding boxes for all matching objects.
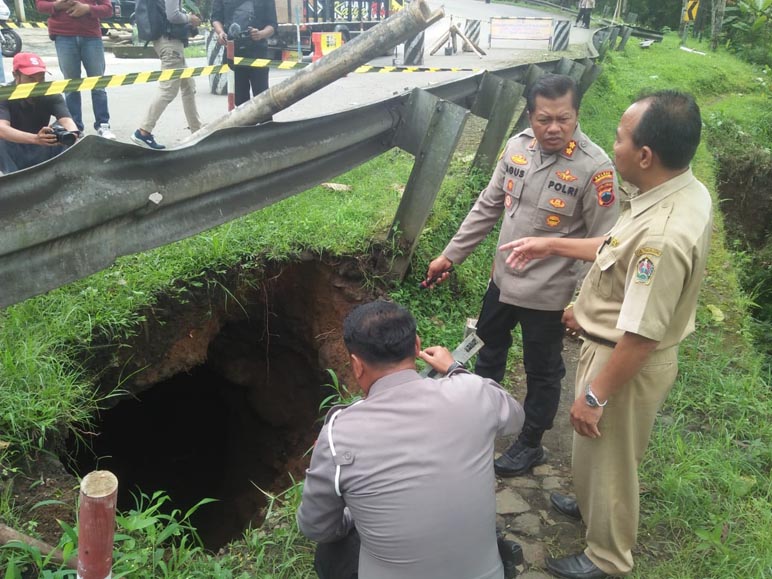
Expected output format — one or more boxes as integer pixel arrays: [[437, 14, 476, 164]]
[[12, 52, 48, 75]]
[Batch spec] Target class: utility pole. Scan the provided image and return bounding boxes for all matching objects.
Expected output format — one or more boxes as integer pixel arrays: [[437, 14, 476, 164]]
[[710, 0, 727, 51]]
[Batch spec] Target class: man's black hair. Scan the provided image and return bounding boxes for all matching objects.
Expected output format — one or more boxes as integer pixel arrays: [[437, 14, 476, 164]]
[[343, 301, 416, 367], [526, 74, 580, 113], [632, 90, 701, 170]]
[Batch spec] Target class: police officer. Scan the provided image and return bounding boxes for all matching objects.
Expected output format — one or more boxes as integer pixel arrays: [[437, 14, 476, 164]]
[[297, 301, 525, 579], [426, 74, 619, 477], [500, 90, 711, 578]]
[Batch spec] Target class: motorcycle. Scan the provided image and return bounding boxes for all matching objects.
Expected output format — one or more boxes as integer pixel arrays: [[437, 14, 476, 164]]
[[0, 0, 22, 58]]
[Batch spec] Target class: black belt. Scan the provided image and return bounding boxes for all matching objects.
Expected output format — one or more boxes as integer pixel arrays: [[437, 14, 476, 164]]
[[582, 333, 617, 349]]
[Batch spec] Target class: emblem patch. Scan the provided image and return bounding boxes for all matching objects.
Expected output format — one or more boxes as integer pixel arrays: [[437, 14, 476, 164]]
[[635, 257, 655, 285], [635, 246, 662, 257], [546, 215, 561, 227], [563, 140, 577, 157], [556, 169, 578, 182], [610, 237, 620, 247], [592, 170, 616, 207], [549, 198, 566, 209], [511, 154, 528, 165], [506, 179, 514, 192], [505, 194, 513, 208]]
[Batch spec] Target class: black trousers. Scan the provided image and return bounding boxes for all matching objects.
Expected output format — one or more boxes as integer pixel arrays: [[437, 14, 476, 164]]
[[234, 42, 270, 107], [474, 280, 566, 438]]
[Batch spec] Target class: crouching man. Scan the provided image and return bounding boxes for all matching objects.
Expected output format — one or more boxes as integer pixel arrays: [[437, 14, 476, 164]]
[[297, 301, 525, 579], [0, 52, 80, 175]]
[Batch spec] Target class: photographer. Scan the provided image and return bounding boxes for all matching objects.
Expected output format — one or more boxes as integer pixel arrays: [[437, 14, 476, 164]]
[[211, 0, 277, 106], [0, 53, 80, 175], [131, 0, 203, 150]]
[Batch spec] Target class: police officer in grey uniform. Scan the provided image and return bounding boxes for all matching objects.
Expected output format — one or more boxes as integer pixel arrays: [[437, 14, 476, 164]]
[[297, 301, 525, 579], [426, 74, 619, 477]]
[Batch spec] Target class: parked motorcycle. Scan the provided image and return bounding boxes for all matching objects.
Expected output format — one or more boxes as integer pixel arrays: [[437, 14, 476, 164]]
[[0, 0, 22, 58]]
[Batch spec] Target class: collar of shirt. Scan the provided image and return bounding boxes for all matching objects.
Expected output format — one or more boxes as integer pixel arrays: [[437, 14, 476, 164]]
[[526, 124, 584, 164], [367, 369, 422, 398], [630, 168, 695, 217]]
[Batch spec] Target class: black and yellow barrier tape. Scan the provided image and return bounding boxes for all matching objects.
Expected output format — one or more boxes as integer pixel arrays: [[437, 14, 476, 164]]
[[0, 57, 478, 101], [6, 20, 133, 30]]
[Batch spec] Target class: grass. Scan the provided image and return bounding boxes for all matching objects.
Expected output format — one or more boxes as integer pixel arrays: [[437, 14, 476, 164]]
[[2, 31, 772, 578]]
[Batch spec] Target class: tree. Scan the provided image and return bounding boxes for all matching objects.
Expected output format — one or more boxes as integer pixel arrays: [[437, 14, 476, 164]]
[[711, 0, 728, 50]]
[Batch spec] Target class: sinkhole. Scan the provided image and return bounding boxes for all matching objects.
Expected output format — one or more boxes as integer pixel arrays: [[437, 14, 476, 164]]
[[66, 261, 369, 550]]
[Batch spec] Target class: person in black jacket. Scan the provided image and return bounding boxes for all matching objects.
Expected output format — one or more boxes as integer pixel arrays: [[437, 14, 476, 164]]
[[211, 0, 277, 106]]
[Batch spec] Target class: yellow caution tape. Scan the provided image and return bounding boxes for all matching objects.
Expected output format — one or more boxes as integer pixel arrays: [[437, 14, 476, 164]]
[[6, 20, 133, 29], [0, 57, 478, 101]]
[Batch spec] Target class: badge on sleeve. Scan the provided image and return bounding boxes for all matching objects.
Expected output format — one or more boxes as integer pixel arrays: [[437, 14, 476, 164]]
[[635, 257, 655, 285], [592, 170, 616, 207]]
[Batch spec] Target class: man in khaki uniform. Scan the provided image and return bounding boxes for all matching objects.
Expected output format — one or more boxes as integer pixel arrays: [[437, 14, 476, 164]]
[[500, 90, 712, 578], [426, 74, 619, 477]]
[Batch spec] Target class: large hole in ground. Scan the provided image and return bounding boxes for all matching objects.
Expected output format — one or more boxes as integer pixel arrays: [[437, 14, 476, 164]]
[[66, 261, 369, 549]]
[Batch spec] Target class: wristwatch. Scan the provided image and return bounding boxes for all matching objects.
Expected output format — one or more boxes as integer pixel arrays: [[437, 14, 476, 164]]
[[584, 383, 607, 408], [446, 360, 466, 375]]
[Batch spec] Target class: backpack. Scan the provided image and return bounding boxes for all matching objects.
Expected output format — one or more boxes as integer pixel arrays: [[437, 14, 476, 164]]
[[135, 0, 168, 43], [134, 0, 189, 43]]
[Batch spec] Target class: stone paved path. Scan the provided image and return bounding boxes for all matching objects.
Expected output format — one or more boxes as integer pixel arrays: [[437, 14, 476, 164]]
[[494, 338, 584, 577]]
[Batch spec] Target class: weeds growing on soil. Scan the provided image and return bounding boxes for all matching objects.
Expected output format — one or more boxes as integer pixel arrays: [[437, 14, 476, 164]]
[[1, 32, 771, 578]]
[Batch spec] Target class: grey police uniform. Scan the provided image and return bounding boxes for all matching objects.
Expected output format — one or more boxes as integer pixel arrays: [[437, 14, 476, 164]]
[[297, 368, 525, 579], [572, 169, 713, 575], [442, 125, 619, 442]]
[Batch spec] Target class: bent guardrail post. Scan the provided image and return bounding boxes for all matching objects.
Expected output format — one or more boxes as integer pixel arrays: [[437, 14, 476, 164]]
[[387, 89, 469, 280], [185, 0, 444, 144], [470, 73, 524, 175], [510, 64, 547, 137]]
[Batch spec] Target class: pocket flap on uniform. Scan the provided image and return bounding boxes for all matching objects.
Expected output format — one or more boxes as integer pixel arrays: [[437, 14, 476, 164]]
[[596, 249, 617, 271]]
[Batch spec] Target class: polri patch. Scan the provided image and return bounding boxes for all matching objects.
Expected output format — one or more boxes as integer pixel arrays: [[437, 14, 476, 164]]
[[635, 257, 655, 285], [546, 215, 561, 227]]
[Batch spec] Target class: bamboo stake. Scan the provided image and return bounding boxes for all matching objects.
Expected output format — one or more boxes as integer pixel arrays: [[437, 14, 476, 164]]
[[0, 523, 78, 569], [77, 471, 118, 579]]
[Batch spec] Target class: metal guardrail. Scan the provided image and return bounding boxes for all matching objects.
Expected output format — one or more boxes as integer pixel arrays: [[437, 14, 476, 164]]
[[0, 49, 602, 308]]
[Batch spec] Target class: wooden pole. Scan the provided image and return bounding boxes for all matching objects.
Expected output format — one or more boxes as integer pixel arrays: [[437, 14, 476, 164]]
[[0, 523, 78, 569], [77, 471, 118, 579]]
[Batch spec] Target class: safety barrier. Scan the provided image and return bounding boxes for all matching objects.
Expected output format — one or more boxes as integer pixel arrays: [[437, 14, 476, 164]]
[[6, 20, 132, 30]]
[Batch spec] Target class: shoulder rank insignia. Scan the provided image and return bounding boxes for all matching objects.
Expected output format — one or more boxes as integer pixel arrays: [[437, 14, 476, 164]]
[[635, 257, 655, 285], [528, 138, 538, 150], [563, 140, 577, 157], [511, 154, 528, 165], [556, 168, 578, 182]]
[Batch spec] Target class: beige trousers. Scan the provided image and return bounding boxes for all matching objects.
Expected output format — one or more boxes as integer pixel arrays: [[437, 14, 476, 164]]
[[573, 340, 678, 575], [140, 35, 202, 134]]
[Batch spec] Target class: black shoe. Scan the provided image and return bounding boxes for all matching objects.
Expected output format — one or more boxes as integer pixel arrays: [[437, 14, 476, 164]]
[[497, 536, 524, 579], [545, 552, 609, 579], [494, 440, 546, 477], [550, 492, 581, 521]]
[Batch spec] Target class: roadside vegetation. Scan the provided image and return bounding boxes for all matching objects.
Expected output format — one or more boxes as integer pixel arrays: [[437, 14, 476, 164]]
[[1, 31, 771, 579]]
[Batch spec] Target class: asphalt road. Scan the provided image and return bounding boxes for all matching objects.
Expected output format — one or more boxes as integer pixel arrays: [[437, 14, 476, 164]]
[[1, 0, 592, 149]]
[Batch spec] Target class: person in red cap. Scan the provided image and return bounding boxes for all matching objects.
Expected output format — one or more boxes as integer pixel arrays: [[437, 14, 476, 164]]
[[0, 52, 80, 174]]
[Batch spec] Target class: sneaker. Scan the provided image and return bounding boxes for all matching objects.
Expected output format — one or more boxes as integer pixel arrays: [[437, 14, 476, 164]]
[[494, 440, 546, 477], [97, 123, 117, 140], [131, 129, 166, 150]]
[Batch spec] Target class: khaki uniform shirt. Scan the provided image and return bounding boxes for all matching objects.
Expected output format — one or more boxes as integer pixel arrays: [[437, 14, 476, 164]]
[[297, 369, 524, 579], [443, 125, 619, 311], [574, 169, 712, 347]]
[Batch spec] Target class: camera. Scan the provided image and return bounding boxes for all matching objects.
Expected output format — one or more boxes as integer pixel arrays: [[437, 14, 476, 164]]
[[51, 126, 79, 146]]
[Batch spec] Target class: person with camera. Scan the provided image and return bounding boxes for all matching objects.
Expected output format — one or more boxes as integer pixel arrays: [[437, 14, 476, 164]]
[[0, 53, 80, 175], [211, 0, 277, 106], [131, 0, 203, 150]]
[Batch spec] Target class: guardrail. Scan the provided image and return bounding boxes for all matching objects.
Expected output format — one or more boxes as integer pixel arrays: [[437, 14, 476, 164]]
[[0, 46, 602, 308]]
